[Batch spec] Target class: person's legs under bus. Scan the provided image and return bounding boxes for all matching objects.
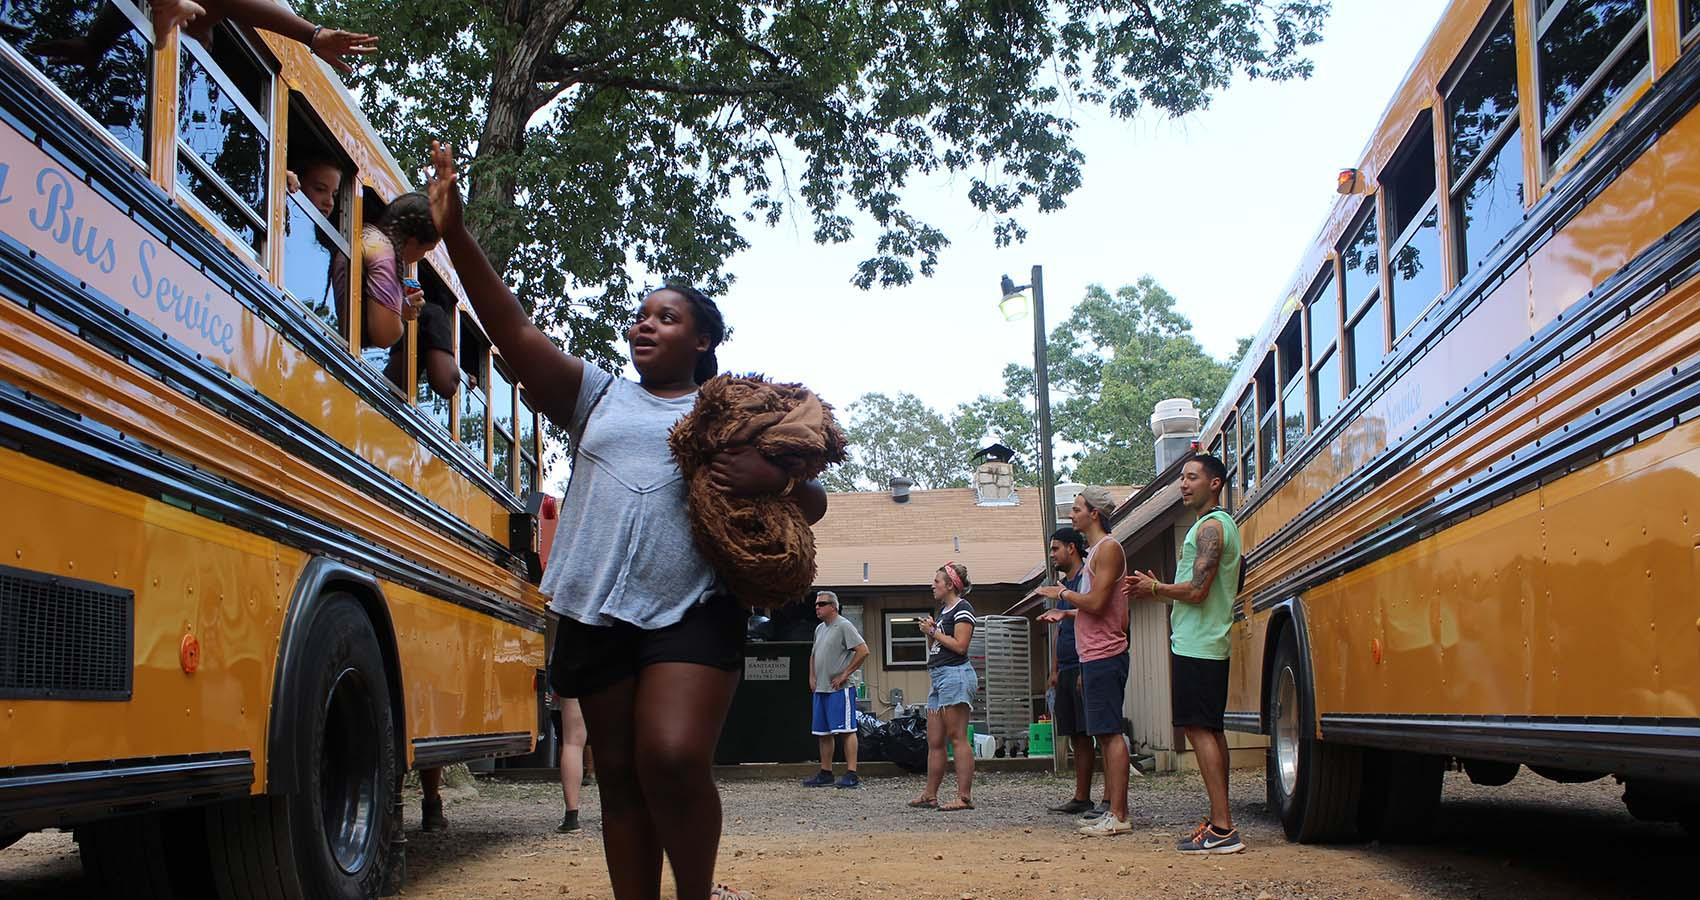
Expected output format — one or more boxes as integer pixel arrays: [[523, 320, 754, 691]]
[[420, 766, 447, 831], [632, 662, 741, 900], [579, 677, 662, 899]]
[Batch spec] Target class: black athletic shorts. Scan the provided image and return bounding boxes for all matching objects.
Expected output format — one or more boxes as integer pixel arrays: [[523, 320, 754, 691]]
[[548, 593, 746, 698], [1053, 665, 1086, 737], [1170, 652, 1231, 730]]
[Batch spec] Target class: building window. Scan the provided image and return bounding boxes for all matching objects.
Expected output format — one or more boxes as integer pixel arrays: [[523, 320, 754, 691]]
[[1448, 9, 1525, 277], [177, 26, 271, 256], [518, 391, 539, 495], [459, 314, 489, 465], [0, 0, 153, 163], [1534, 0, 1649, 166], [1383, 112, 1444, 343], [1306, 267, 1341, 430], [884, 610, 930, 668]]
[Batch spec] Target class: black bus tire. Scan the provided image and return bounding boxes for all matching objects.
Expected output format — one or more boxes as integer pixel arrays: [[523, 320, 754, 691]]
[[208, 593, 398, 900], [1265, 624, 1362, 843]]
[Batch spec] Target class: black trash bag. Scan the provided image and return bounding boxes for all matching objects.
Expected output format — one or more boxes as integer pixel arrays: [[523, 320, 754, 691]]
[[885, 714, 929, 773], [856, 713, 888, 763]]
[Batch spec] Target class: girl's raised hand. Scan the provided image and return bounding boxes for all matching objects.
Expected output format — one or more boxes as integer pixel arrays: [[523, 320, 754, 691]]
[[427, 141, 465, 237]]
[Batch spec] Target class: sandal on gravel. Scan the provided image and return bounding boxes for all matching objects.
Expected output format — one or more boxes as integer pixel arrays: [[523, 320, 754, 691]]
[[907, 797, 938, 808], [711, 885, 752, 899], [938, 797, 975, 811]]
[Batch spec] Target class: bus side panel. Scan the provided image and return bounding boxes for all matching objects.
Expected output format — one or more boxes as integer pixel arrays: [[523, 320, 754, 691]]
[[1226, 606, 1274, 728], [388, 586, 545, 758], [0, 446, 301, 786], [1301, 419, 1700, 722]]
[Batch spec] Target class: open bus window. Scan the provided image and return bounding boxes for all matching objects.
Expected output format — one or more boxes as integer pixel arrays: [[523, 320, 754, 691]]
[[517, 390, 539, 495], [1383, 111, 1443, 343], [177, 22, 271, 257], [1448, 10, 1525, 277], [1535, 0, 1649, 166], [281, 95, 352, 340], [490, 361, 516, 491], [459, 313, 489, 466], [392, 264, 459, 426], [1, 0, 152, 162]]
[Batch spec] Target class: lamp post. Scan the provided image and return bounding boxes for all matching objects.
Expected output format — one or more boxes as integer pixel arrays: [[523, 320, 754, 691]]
[[1000, 265, 1058, 583], [1002, 265, 1062, 774]]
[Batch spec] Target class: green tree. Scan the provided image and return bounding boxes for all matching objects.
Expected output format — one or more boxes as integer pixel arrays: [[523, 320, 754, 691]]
[[1013, 278, 1237, 487], [823, 392, 969, 491], [304, 0, 1326, 363]]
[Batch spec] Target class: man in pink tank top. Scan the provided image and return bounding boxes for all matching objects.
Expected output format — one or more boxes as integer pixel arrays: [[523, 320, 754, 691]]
[[1036, 485, 1131, 835]]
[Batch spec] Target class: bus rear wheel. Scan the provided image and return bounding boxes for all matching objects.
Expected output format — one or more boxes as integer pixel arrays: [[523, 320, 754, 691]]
[[208, 594, 398, 900], [1265, 624, 1362, 843]]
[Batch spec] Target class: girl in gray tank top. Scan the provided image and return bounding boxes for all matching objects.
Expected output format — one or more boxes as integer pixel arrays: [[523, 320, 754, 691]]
[[425, 143, 827, 900]]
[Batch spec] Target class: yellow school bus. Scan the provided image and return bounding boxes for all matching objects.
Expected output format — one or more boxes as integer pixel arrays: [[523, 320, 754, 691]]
[[1201, 0, 1700, 841], [0, 2, 548, 894]]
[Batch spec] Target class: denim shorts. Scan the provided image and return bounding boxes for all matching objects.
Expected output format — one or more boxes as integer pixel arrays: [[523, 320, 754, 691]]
[[927, 662, 977, 710]]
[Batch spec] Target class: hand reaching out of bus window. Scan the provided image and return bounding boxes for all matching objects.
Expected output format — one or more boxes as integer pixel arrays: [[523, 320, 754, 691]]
[[427, 141, 465, 238], [150, 0, 206, 34], [307, 26, 379, 74]]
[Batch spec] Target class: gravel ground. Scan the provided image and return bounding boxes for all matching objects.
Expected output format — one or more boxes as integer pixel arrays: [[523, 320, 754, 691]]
[[2, 767, 1691, 898]]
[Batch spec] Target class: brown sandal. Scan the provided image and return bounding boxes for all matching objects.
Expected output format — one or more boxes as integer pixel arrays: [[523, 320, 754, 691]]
[[907, 796, 938, 808], [938, 797, 975, 811]]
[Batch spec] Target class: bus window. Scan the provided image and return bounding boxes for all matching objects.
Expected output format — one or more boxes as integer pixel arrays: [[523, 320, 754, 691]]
[[491, 361, 516, 491], [0, 0, 152, 163], [1276, 316, 1304, 453], [518, 391, 540, 495], [177, 24, 272, 257], [1339, 203, 1379, 316], [1219, 414, 1237, 511], [389, 264, 459, 422], [459, 314, 489, 466], [1447, 10, 1524, 277], [1687, 0, 1700, 40], [1307, 267, 1343, 428], [1236, 390, 1258, 500], [1256, 353, 1279, 475], [281, 97, 351, 339], [1347, 296, 1386, 392], [1535, 0, 1649, 166], [1383, 112, 1443, 342]]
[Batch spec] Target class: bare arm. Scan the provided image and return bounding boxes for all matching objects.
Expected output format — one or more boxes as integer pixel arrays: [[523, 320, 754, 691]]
[[210, 0, 377, 73], [1135, 521, 1223, 606], [1068, 542, 1126, 614], [427, 142, 585, 430]]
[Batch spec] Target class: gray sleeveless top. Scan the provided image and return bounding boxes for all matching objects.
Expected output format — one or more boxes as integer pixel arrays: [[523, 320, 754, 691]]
[[538, 362, 720, 628]]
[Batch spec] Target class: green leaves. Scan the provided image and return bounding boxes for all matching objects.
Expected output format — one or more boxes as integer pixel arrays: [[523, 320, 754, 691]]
[[308, 0, 1324, 361]]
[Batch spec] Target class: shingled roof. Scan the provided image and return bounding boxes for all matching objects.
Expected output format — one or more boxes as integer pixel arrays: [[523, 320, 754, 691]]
[[812, 486, 1134, 590]]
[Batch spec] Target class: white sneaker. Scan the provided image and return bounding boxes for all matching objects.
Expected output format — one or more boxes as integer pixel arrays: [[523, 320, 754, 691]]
[[1078, 813, 1132, 836]]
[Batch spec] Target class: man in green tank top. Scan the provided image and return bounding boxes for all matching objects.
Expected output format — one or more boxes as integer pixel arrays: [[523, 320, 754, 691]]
[[1126, 454, 1245, 854]]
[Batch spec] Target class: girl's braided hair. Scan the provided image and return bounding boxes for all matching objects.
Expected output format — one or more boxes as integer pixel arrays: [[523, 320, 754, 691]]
[[374, 192, 438, 252]]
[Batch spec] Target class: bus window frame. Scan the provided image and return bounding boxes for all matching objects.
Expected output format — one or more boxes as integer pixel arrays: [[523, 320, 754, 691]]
[[1531, 0, 1651, 175], [1236, 388, 1257, 504], [1306, 259, 1345, 431], [490, 357, 517, 493], [1687, 0, 1700, 45], [1382, 110, 1446, 350], [175, 24, 275, 262], [279, 95, 353, 342], [517, 389, 540, 496], [0, 0, 155, 174]]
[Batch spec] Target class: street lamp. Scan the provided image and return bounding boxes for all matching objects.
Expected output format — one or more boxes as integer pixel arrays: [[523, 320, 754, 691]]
[[998, 266, 1058, 584]]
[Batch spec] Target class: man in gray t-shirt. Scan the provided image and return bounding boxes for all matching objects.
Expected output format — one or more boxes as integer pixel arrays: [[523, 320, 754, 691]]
[[804, 591, 870, 789]]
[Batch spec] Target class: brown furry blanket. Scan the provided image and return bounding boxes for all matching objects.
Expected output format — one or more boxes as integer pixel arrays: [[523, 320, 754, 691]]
[[669, 374, 848, 609]]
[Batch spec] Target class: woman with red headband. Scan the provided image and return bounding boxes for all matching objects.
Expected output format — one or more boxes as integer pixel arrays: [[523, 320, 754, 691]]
[[909, 561, 978, 811]]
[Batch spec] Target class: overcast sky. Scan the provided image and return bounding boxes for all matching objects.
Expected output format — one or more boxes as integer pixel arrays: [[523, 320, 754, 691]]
[[549, 0, 1451, 488]]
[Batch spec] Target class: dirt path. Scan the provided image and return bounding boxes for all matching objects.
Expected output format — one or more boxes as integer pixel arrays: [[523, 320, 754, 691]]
[[2, 769, 1690, 898]]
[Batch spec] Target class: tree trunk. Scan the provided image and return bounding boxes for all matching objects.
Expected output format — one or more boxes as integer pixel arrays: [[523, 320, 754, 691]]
[[470, 0, 583, 274]]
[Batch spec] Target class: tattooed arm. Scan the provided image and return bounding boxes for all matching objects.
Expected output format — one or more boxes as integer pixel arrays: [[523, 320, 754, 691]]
[[1126, 520, 1223, 606]]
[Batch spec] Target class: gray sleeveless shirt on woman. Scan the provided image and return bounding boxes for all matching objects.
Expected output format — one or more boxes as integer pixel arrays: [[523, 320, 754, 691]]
[[538, 362, 721, 628]]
